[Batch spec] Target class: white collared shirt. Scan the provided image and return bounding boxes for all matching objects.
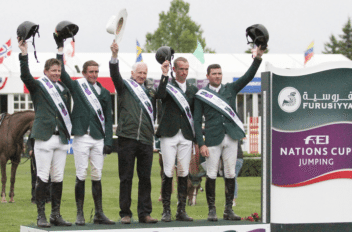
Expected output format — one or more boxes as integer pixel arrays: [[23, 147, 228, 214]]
[[209, 84, 221, 93], [176, 80, 187, 93], [92, 83, 101, 95]]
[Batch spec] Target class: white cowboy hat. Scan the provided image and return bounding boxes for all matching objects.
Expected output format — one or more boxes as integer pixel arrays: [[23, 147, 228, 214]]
[[106, 9, 128, 44]]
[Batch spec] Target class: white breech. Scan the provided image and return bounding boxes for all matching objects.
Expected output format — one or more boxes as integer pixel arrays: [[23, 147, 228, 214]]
[[34, 135, 69, 183], [73, 135, 105, 181], [160, 129, 193, 178], [206, 134, 238, 179]]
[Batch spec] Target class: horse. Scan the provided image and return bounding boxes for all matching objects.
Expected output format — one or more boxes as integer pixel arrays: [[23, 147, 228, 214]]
[[0, 110, 35, 203]]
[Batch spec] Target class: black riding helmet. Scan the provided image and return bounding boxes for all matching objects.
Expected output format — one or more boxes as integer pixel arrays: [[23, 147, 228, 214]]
[[17, 21, 40, 62], [155, 46, 175, 64], [17, 21, 39, 41], [55, 21, 79, 41], [246, 24, 269, 50]]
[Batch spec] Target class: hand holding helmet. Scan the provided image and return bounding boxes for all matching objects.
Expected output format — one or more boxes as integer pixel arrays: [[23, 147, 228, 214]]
[[156, 46, 175, 77], [16, 21, 40, 62], [18, 40, 28, 56], [155, 46, 175, 64], [17, 21, 39, 42], [54, 21, 79, 46], [161, 60, 170, 76], [246, 24, 269, 50], [53, 33, 64, 49]]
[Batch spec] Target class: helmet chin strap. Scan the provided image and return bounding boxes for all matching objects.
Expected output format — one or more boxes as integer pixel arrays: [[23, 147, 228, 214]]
[[32, 30, 40, 63], [170, 53, 175, 78]]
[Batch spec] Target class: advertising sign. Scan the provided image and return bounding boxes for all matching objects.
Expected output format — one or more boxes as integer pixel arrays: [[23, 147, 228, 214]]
[[263, 62, 352, 231]]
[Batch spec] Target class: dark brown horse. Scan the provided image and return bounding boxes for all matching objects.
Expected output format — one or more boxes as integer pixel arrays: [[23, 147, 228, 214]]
[[0, 110, 35, 203]]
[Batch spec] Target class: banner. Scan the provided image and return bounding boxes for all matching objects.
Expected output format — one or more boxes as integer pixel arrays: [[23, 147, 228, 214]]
[[263, 61, 352, 227]]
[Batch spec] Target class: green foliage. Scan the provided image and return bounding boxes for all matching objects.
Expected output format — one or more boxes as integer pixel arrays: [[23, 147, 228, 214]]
[[239, 158, 262, 177], [243, 151, 261, 158], [323, 17, 352, 60], [144, 0, 215, 53]]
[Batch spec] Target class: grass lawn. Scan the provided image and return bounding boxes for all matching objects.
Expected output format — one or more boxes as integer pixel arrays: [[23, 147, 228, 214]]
[[0, 153, 261, 232]]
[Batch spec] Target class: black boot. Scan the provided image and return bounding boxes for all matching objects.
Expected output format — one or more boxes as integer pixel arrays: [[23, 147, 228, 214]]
[[175, 176, 193, 221], [92, 180, 115, 225], [45, 177, 51, 203], [36, 177, 50, 227], [75, 177, 85, 226], [50, 182, 72, 226], [161, 174, 172, 222], [206, 177, 217, 221], [223, 178, 241, 221]]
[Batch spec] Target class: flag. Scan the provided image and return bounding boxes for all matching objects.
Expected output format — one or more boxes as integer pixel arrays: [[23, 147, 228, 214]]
[[0, 39, 12, 64], [193, 41, 205, 64], [64, 41, 76, 65], [136, 40, 143, 62], [304, 41, 314, 65]]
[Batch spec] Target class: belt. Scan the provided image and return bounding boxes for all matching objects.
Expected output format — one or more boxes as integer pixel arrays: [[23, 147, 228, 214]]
[[53, 131, 60, 135]]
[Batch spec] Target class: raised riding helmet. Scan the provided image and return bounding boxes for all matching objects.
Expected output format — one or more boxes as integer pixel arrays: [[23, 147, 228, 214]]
[[155, 46, 175, 64], [246, 24, 269, 50], [55, 21, 79, 41]]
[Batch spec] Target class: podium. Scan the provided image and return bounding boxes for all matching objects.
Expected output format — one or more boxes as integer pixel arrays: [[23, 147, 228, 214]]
[[20, 220, 270, 232]]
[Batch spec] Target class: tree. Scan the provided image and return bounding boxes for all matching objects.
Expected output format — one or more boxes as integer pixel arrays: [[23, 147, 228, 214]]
[[323, 17, 352, 60], [144, 0, 215, 53]]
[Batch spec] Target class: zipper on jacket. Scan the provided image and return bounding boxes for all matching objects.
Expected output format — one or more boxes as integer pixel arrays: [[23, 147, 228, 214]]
[[137, 109, 143, 140]]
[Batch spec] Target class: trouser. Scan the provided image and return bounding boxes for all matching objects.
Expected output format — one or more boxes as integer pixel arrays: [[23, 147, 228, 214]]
[[34, 135, 68, 183], [206, 135, 238, 179], [117, 137, 153, 219], [160, 130, 193, 178], [73, 135, 105, 181]]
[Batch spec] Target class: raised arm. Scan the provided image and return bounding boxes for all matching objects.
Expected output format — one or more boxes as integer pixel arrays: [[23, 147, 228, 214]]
[[54, 33, 74, 91], [103, 90, 113, 147], [109, 41, 125, 96], [19, 40, 37, 93], [232, 46, 265, 93], [155, 60, 170, 99]]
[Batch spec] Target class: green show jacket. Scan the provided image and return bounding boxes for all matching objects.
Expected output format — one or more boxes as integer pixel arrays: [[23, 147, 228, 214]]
[[19, 54, 72, 144], [156, 77, 198, 141], [57, 54, 113, 147], [109, 61, 167, 146], [194, 57, 262, 147]]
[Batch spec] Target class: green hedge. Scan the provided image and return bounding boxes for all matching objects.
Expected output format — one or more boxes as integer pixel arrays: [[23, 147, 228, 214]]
[[238, 158, 262, 177]]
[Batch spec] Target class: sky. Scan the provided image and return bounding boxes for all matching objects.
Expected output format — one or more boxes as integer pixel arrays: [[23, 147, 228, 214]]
[[1, 0, 352, 55]]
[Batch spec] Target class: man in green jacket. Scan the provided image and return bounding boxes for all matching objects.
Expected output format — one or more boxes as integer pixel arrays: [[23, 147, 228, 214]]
[[54, 36, 114, 225], [194, 46, 265, 221], [156, 57, 198, 222], [109, 41, 167, 224], [19, 40, 72, 228]]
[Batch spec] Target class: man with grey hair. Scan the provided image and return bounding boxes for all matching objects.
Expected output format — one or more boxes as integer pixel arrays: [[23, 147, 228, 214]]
[[109, 41, 168, 224]]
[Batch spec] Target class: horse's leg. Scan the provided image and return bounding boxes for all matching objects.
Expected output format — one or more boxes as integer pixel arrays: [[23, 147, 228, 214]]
[[0, 155, 7, 203], [9, 162, 19, 203]]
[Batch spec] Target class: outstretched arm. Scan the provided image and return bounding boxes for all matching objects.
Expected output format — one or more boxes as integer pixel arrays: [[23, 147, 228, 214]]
[[155, 60, 170, 99], [109, 40, 125, 96], [103, 90, 113, 148], [19, 40, 37, 93], [232, 45, 265, 93], [54, 33, 74, 91]]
